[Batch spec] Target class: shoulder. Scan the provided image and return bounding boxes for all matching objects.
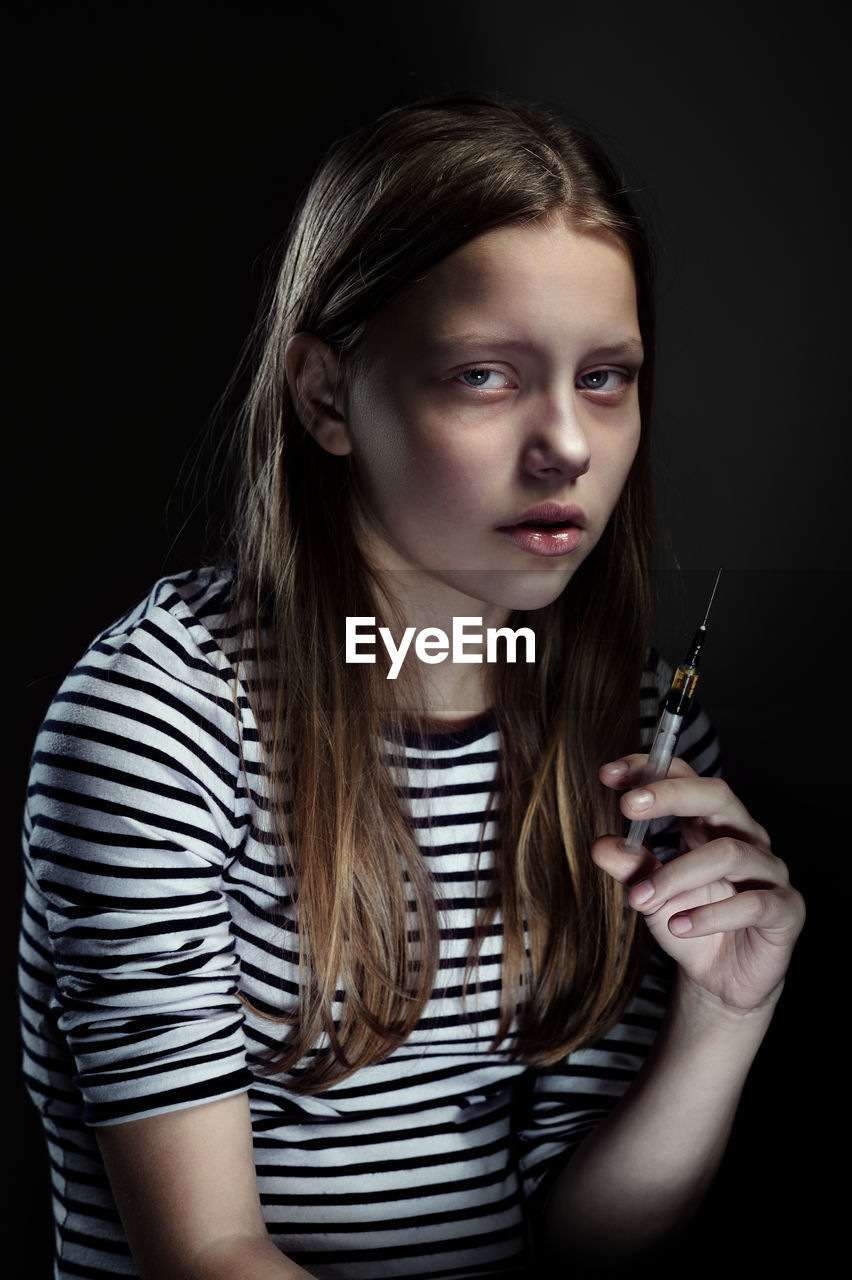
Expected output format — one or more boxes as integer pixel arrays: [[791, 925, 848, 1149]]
[[53, 564, 243, 718], [93, 563, 241, 675], [28, 565, 253, 820]]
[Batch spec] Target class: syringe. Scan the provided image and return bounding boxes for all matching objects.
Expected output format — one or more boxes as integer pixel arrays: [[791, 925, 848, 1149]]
[[622, 568, 723, 852]]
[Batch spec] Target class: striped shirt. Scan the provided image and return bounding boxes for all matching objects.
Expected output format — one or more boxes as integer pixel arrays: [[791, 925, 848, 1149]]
[[19, 566, 720, 1279]]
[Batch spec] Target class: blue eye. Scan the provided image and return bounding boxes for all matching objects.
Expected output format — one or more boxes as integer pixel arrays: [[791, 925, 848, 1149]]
[[459, 368, 501, 388], [576, 369, 628, 392]]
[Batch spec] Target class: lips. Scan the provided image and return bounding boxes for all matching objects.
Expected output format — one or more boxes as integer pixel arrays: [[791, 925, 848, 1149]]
[[497, 502, 587, 557]]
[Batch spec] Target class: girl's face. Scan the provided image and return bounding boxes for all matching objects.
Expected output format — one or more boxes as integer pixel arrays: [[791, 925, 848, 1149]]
[[340, 214, 643, 624]]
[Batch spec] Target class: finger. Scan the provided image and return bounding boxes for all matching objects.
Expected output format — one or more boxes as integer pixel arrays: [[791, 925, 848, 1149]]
[[666, 884, 806, 942], [619, 775, 770, 848], [591, 835, 662, 888], [599, 753, 698, 792], [625, 837, 791, 915]]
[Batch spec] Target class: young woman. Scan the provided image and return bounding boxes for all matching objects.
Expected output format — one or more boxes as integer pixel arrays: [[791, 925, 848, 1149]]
[[19, 94, 804, 1279]]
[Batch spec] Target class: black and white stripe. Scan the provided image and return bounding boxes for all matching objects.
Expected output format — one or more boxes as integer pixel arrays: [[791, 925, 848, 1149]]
[[19, 567, 720, 1279]]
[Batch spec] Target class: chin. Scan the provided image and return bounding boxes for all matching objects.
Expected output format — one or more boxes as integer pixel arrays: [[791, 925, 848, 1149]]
[[443, 566, 575, 615]]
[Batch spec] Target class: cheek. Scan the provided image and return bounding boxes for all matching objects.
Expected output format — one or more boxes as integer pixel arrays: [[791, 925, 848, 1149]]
[[346, 403, 410, 501], [601, 425, 641, 497], [346, 373, 502, 519], [349, 415, 459, 528], [374, 421, 478, 500]]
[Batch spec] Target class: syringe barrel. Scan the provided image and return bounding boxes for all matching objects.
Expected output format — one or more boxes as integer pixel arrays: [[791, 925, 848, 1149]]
[[663, 664, 699, 718], [623, 710, 685, 850], [640, 711, 683, 784]]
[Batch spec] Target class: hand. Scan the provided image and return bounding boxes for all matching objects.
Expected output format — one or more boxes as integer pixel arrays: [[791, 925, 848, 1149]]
[[592, 756, 805, 1015]]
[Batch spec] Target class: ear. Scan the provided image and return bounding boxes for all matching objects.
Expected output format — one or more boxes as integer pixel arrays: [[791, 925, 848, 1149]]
[[284, 332, 353, 456]]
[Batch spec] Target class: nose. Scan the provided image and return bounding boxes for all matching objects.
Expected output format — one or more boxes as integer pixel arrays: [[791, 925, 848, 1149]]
[[521, 388, 591, 479]]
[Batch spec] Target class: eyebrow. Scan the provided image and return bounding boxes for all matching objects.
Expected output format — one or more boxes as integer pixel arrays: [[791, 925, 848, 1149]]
[[582, 338, 645, 363], [430, 334, 645, 362]]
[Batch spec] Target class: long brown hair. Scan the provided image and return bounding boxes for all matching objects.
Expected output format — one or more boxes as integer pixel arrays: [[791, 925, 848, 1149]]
[[231, 93, 655, 1091]]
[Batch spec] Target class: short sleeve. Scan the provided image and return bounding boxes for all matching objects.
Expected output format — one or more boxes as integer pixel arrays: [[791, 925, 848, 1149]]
[[20, 574, 254, 1126]]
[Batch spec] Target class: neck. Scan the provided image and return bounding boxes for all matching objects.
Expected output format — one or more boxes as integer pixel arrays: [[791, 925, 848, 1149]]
[[402, 663, 493, 722], [368, 570, 507, 722], [399, 707, 493, 733]]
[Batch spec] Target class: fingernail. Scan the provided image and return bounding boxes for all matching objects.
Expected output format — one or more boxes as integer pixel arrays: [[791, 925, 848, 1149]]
[[669, 915, 693, 935], [629, 788, 654, 810], [631, 880, 654, 905], [602, 761, 629, 778]]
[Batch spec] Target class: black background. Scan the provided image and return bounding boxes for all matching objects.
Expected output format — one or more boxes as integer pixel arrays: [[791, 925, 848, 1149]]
[[6, 2, 845, 1272]]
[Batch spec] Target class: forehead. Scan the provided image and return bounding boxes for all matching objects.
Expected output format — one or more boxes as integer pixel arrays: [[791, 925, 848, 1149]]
[[363, 216, 640, 358]]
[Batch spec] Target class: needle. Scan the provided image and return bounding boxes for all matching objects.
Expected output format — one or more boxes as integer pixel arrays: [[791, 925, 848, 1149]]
[[622, 568, 723, 852]]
